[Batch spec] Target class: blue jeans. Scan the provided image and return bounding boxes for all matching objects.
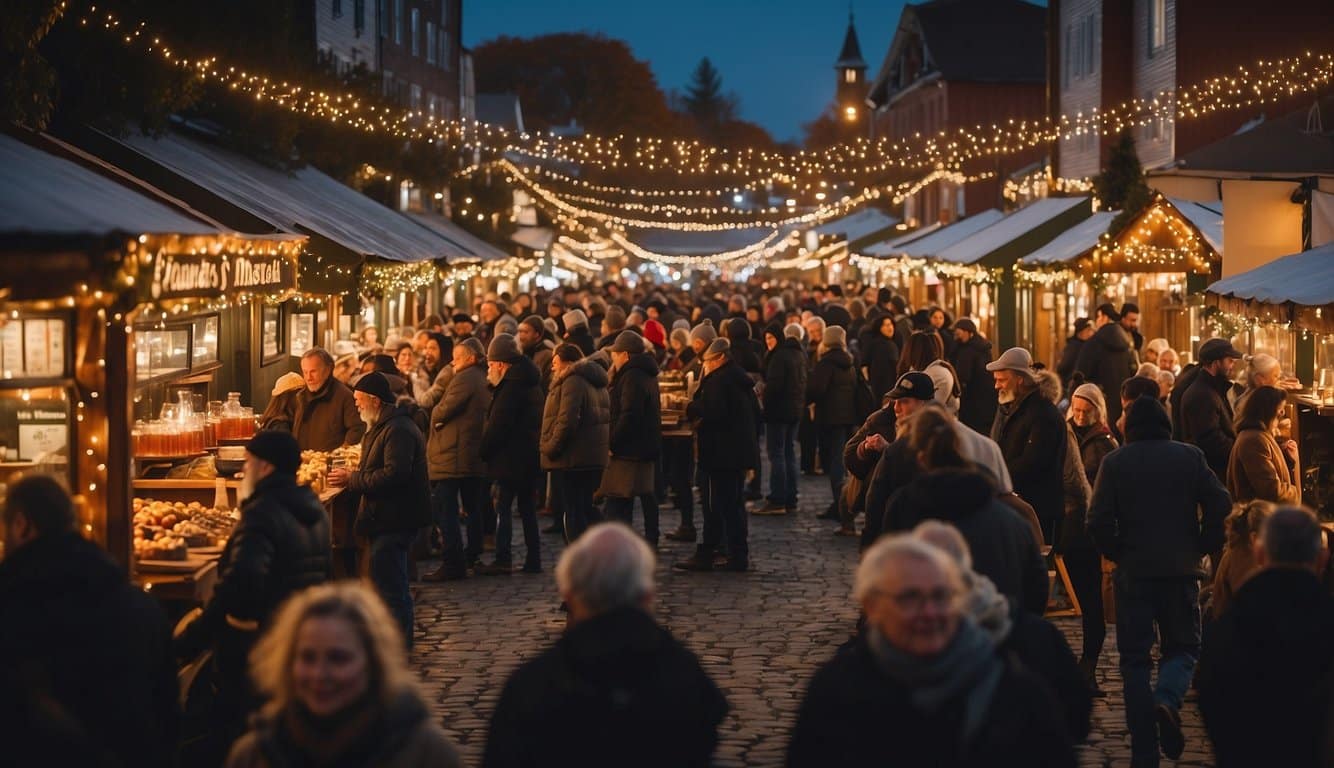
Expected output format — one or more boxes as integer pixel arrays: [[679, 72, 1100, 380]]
[[493, 480, 538, 567], [367, 530, 415, 650], [1115, 574, 1201, 764], [766, 422, 798, 506], [431, 477, 482, 573]]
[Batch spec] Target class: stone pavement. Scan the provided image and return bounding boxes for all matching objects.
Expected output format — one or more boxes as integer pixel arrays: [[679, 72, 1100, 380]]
[[409, 469, 1217, 767]]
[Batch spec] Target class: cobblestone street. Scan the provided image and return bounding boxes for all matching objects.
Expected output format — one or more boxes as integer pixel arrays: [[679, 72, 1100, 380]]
[[410, 470, 1216, 767]]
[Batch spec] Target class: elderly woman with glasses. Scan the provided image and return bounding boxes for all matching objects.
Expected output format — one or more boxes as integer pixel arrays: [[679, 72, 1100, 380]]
[[787, 535, 1075, 767]]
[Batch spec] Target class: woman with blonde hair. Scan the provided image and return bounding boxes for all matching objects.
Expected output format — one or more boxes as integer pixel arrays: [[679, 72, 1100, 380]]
[[1209, 500, 1274, 618], [226, 583, 461, 768]]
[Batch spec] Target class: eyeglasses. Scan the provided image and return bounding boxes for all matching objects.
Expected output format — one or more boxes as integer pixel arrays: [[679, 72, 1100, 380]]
[[875, 587, 958, 612]]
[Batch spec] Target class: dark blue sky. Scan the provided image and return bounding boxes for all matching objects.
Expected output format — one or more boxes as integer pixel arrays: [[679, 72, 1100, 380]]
[[463, 1, 912, 143]]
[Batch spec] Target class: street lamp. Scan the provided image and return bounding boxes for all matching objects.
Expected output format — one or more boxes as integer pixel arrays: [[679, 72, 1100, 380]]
[[843, 105, 858, 121]]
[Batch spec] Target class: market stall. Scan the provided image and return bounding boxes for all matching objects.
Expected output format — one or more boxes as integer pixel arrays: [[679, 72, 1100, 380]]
[[1207, 242, 1334, 518], [1014, 211, 1118, 366]]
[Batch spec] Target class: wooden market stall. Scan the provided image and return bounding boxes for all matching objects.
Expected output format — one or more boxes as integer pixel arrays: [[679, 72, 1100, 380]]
[[1207, 242, 1334, 518], [0, 130, 305, 596], [1014, 211, 1119, 366]]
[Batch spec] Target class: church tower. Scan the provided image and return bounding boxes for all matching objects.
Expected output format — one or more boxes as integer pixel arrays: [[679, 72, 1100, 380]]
[[835, 11, 868, 136]]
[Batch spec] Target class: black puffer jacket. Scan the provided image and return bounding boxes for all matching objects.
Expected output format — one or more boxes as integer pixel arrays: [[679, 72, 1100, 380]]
[[1179, 366, 1236, 483], [883, 467, 1050, 615], [1074, 323, 1138, 424], [724, 319, 764, 376], [0, 534, 178, 768], [807, 348, 857, 426], [991, 388, 1068, 527], [952, 334, 997, 435], [860, 438, 919, 549], [177, 473, 331, 678], [349, 399, 432, 536], [689, 360, 760, 472], [1055, 336, 1084, 385], [481, 355, 544, 484], [540, 358, 611, 471], [609, 353, 662, 461], [483, 607, 728, 768], [861, 332, 900, 401], [1087, 397, 1231, 579], [762, 337, 807, 424]]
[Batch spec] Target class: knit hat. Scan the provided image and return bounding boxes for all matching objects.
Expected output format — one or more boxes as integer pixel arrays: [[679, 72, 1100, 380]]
[[451, 312, 473, 324], [703, 337, 731, 361], [1073, 317, 1092, 334], [923, 364, 957, 411], [985, 347, 1035, 379], [1070, 382, 1108, 425], [271, 371, 305, 397], [954, 318, 978, 335], [246, 429, 301, 474], [784, 322, 804, 340], [496, 316, 519, 337], [670, 328, 690, 348], [877, 287, 893, 305], [672, 318, 691, 332], [604, 305, 627, 331], [488, 333, 523, 363], [690, 320, 718, 345], [821, 326, 847, 350], [457, 337, 486, 360], [611, 331, 646, 354], [563, 308, 589, 330], [643, 319, 667, 349], [725, 317, 752, 341], [521, 314, 546, 337], [353, 371, 395, 404]]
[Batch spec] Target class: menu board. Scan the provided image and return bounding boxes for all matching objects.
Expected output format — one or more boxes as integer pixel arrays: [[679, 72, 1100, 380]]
[[0, 393, 68, 463], [0, 318, 68, 380]]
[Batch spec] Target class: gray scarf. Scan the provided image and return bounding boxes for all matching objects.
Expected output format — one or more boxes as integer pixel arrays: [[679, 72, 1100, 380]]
[[865, 617, 1004, 748], [964, 572, 1014, 645]]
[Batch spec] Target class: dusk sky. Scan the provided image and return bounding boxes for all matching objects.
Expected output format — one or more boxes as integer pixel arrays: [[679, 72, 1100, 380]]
[[463, 1, 914, 143]]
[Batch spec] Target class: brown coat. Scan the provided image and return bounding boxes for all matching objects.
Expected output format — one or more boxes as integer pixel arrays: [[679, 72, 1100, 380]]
[[292, 376, 365, 452], [1211, 545, 1260, 619], [1227, 428, 1300, 505]]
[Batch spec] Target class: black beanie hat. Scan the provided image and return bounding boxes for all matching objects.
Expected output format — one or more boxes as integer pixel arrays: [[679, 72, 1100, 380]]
[[354, 371, 396, 404], [246, 429, 301, 474]]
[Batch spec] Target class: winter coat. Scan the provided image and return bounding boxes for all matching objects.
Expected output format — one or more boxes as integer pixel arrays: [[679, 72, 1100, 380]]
[[787, 635, 1075, 768], [688, 360, 760, 472], [348, 399, 432, 536], [861, 438, 919, 549], [415, 363, 452, 410], [1074, 323, 1137, 424], [176, 474, 331, 681], [481, 355, 544, 485], [0, 533, 178, 768], [843, 406, 897, 482], [862, 333, 900, 401], [884, 467, 1050, 615], [1180, 367, 1236, 482], [1001, 606, 1092, 742], [1071, 422, 1117, 486], [293, 375, 366, 452], [991, 388, 1069, 528], [540, 358, 611, 471], [1210, 545, 1260, 620], [522, 339, 555, 392], [1055, 336, 1084, 385], [952, 334, 997, 434], [1169, 363, 1202, 440], [807, 348, 858, 426], [1227, 427, 1301, 504], [482, 607, 728, 768], [226, 692, 461, 768], [1087, 398, 1231, 579], [609, 353, 662, 461], [762, 337, 807, 424], [427, 362, 491, 480], [1060, 428, 1092, 522], [1197, 569, 1334, 768]]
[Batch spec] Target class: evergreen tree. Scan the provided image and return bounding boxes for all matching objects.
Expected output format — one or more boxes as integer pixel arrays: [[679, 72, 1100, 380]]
[[1094, 130, 1153, 233], [682, 57, 737, 138]]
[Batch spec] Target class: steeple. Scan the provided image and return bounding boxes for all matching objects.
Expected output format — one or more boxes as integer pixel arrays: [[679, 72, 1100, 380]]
[[836, 11, 867, 70]]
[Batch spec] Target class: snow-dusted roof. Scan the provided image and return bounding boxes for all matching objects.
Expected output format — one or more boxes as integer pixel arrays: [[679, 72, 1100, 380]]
[[895, 209, 1007, 259], [1019, 211, 1119, 266], [1167, 198, 1223, 255], [861, 222, 943, 256], [813, 208, 899, 241], [936, 197, 1089, 264], [1207, 242, 1334, 307]]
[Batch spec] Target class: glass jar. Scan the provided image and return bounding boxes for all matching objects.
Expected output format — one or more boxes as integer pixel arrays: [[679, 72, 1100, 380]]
[[221, 392, 244, 440]]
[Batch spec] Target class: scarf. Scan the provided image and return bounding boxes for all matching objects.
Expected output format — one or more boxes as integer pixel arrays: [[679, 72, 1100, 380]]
[[280, 691, 383, 767], [964, 572, 1014, 645], [865, 617, 1003, 748]]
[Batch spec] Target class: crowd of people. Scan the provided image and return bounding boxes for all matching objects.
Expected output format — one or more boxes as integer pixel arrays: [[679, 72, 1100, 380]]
[[1, 276, 1332, 768]]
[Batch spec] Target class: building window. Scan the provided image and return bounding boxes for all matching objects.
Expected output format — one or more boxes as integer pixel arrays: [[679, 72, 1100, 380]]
[[440, 0, 449, 27], [1083, 15, 1096, 75], [354, 0, 365, 35], [439, 29, 451, 70], [332, 0, 342, 18], [394, 0, 404, 44], [426, 21, 437, 64], [411, 9, 420, 56], [843, 69, 856, 84], [1148, 0, 1166, 56]]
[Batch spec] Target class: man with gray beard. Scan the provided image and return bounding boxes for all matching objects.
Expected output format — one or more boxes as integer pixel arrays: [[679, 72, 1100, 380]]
[[328, 371, 430, 649]]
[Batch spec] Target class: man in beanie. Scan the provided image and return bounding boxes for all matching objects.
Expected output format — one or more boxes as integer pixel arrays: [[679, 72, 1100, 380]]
[[753, 322, 809, 515], [597, 305, 629, 351], [1088, 397, 1229, 765], [676, 338, 759, 572], [518, 315, 555, 391], [563, 308, 595, 356], [602, 332, 663, 548], [684, 320, 718, 379], [424, 337, 491, 580], [987, 347, 1068, 543], [176, 429, 331, 755], [1179, 337, 1244, 483], [328, 372, 430, 648], [1075, 303, 1138, 424], [451, 312, 476, 345], [479, 333, 545, 573], [949, 317, 997, 435], [807, 325, 857, 522]]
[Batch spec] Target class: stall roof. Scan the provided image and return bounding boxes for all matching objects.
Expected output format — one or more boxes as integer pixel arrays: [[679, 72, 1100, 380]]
[[406, 212, 510, 262], [118, 128, 467, 263], [861, 222, 944, 256], [1206, 241, 1334, 307], [1019, 211, 1119, 266], [813, 208, 899, 241], [936, 197, 1089, 264], [0, 132, 228, 242], [1167, 197, 1223, 254], [625, 226, 787, 257], [894, 210, 1006, 259]]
